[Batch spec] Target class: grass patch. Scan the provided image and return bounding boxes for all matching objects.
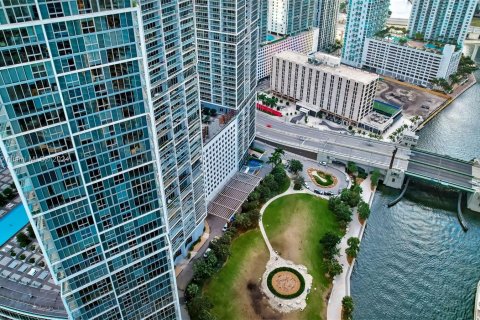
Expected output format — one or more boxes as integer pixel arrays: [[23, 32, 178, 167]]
[[472, 17, 480, 27], [263, 194, 344, 320], [203, 230, 269, 320], [313, 172, 334, 186]]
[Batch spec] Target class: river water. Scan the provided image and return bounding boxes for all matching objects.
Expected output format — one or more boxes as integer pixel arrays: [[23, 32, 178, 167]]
[[351, 65, 480, 318]]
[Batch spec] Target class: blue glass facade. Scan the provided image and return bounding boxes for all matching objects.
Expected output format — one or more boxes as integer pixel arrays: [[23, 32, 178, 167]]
[[0, 2, 185, 319]]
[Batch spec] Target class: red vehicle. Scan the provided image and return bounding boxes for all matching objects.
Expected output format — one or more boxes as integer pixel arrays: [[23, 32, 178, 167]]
[[266, 124, 272, 128]]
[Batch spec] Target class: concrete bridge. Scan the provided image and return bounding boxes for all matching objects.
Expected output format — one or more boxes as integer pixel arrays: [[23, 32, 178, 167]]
[[256, 112, 480, 212]]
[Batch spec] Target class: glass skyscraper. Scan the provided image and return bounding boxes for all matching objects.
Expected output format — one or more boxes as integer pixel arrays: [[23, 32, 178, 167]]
[[341, 0, 389, 67], [0, 0, 206, 319], [314, 0, 339, 52]]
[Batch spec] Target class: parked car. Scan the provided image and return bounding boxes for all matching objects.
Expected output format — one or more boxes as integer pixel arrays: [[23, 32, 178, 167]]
[[321, 161, 327, 166], [203, 248, 212, 258], [222, 223, 228, 232]]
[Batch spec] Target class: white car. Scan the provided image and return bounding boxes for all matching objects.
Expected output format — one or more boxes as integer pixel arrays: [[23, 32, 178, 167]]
[[203, 248, 212, 258], [321, 161, 327, 166], [222, 223, 228, 232]]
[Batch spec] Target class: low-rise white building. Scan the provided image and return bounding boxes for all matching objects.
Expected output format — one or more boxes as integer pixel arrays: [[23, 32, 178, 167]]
[[271, 51, 379, 124], [362, 37, 462, 87]]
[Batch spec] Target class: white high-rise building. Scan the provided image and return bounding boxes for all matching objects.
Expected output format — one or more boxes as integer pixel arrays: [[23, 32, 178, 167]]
[[268, 0, 316, 36], [271, 51, 379, 124], [195, 0, 258, 201], [342, 0, 390, 67], [314, 0, 340, 51], [408, 0, 477, 45], [362, 38, 462, 87]]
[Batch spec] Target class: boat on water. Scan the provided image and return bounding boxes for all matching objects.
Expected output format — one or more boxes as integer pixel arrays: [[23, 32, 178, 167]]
[[475, 281, 480, 320]]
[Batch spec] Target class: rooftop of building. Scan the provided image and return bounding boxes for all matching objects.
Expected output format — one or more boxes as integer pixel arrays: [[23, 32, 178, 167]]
[[201, 104, 237, 145], [372, 26, 460, 54], [274, 50, 379, 84]]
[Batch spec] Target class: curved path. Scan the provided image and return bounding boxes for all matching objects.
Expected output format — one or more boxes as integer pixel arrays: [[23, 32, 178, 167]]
[[259, 188, 309, 256], [258, 187, 313, 313]]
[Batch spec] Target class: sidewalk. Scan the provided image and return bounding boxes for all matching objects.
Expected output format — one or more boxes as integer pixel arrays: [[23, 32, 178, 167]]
[[326, 176, 376, 320], [175, 222, 210, 277]]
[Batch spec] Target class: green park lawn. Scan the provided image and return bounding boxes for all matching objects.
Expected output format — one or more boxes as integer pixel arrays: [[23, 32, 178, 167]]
[[203, 230, 270, 320], [263, 193, 343, 320]]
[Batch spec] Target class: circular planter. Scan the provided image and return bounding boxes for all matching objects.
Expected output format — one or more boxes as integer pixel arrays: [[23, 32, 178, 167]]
[[267, 267, 306, 299]]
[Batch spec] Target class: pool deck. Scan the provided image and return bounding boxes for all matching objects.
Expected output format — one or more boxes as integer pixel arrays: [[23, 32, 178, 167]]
[[0, 168, 21, 220], [0, 168, 67, 318]]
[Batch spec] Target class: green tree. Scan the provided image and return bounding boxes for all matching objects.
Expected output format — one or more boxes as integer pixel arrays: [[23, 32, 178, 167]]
[[414, 32, 424, 40], [340, 188, 361, 208], [0, 194, 6, 206], [3, 187, 13, 199], [29, 257, 35, 264], [187, 296, 217, 320], [358, 201, 371, 221], [263, 174, 279, 193], [19, 254, 26, 260], [320, 232, 341, 259], [242, 200, 258, 212], [193, 253, 218, 283], [346, 237, 360, 259], [335, 203, 353, 226], [342, 296, 354, 320], [370, 169, 381, 188], [287, 159, 303, 174], [185, 283, 200, 301], [247, 191, 260, 202], [293, 175, 305, 190], [209, 240, 230, 264], [16, 233, 31, 247], [346, 161, 357, 175], [256, 184, 272, 203], [27, 224, 35, 238], [327, 259, 343, 278]]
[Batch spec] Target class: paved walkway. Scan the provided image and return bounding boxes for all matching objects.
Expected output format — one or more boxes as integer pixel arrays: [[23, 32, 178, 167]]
[[258, 187, 314, 313], [327, 176, 376, 320]]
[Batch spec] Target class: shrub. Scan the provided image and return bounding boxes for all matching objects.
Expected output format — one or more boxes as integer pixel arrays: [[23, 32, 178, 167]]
[[346, 237, 360, 259], [267, 267, 305, 299], [358, 201, 371, 221], [10, 250, 16, 257], [342, 296, 354, 320], [327, 258, 343, 278], [38, 261, 45, 268], [19, 254, 26, 260], [29, 258, 35, 264], [371, 169, 381, 188], [320, 232, 341, 260], [313, 172, 334, 186]]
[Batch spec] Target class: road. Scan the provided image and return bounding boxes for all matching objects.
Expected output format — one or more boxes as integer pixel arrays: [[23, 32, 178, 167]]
[[257, 111, 476, 191], [256, 111, 411, 171]]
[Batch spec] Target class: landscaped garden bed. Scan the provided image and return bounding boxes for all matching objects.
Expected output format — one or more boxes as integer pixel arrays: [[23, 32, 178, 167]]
[[307, 168, 337, 188], [267, 267, 305, 299]]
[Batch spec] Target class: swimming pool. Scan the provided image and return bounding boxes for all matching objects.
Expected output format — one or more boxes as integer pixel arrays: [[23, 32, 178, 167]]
[[266, 34, 275, 41], [247, 159, 264, 168], [0, 204, 29, 246]]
